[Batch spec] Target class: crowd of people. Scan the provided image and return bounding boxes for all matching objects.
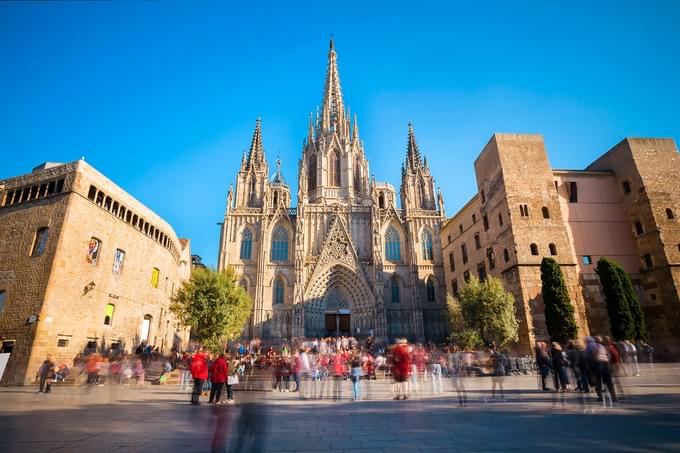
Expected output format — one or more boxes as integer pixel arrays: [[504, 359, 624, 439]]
[[34, 334, 655, 409]]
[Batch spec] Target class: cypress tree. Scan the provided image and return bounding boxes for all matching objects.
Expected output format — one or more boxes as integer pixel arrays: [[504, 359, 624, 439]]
[[596, 257, 635, 340], [540, 257, 579, 343], [616, 264, 648, 341]]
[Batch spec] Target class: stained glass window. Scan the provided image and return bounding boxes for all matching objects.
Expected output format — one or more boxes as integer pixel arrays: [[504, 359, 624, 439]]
[[421, 229, 433, 260], [426, 278, 435, 303], [274, 278, 285, 304], [240, 228, 253, 260], [385, 226, 401, 261], [271, 226, 288, 261]]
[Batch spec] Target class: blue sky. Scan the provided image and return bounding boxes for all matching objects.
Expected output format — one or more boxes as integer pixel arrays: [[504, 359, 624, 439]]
[[1, 1, 679, 267]]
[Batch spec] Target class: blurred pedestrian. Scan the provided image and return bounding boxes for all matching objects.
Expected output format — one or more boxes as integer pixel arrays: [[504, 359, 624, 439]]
[[190, 348, 209, 405], [38, 355, 55, 394], [208, 353, 228, 404]]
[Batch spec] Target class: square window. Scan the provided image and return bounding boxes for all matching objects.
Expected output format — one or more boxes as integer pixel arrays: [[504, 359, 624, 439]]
[[57, 338, 69, 348], [582, 255, 592, 265]]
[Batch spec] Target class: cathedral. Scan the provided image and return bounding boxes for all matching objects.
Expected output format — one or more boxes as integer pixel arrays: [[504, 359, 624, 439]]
[[218, 40, 448, 342]]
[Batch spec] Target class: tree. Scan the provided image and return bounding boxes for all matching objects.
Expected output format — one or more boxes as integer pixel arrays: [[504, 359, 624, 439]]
[[596, 257, 635, 341], [596, 257, 647, 341], [171, 266, 252, 352], [540, 257, 579, 343], [446, 295, 483, 350], [617, 265, 647, 341], [457, 276, 519, 348]]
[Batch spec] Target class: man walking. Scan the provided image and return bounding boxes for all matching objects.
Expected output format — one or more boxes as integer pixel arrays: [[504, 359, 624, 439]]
[[38, 354, 55, 394]]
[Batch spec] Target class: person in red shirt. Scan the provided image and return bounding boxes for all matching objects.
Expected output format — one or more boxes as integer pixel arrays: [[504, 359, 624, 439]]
[[190, 348, 209, 405], [391, 339, 411, 400], [209, 353, 229, 404]]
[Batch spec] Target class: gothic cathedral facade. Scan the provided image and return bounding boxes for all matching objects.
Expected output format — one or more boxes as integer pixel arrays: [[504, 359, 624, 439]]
[[218, 40, 448, 342]]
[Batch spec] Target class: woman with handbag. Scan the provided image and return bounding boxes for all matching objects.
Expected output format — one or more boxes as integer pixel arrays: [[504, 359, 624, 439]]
[[226, 356, 239, 404]]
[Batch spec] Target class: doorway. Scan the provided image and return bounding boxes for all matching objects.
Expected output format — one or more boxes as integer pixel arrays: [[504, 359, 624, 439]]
[[325, 312, 351, 337]]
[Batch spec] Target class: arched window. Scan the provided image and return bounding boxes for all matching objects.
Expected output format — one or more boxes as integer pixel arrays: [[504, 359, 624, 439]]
[[385, 226, 401, 261], [667, 208, 675, 220], [503, 248, 510, 262], [542, 207, 550, 219], [240, 228, 253, 260], [104, 303, 115, 326], [308, 154, 317, 190], [549, 243, 557, 255], [239, 279, 248, 291], [330, 151, 341, 186], [378, 193, 385, 209], [426, 278, 436, 303], [273, 278, 285, 305], [530, 243, 539, 256], [390, 277, 400, 304], [421, 229, 433, 260], [271, 226, 289, 261], [248, 177, 257, 206]]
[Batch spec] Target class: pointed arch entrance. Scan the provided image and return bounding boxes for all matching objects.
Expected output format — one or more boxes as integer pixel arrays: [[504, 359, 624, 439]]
[[304, 264, 375, 338]]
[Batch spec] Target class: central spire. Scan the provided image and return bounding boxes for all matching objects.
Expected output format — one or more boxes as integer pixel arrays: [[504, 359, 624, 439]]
[[320, 37, 345, 135]]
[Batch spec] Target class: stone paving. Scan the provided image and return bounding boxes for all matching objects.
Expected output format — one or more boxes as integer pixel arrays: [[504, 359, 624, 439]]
[[1, 365, 679, 452]]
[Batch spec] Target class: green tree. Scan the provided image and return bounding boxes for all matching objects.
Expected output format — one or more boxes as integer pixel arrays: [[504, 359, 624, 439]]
[[540, 257, 579, 343], [171, 266, 252, 352], [446, 295, 483, 350], [596, 257, 647, 341], [617, 265, 647, 341], [596, 257, 635, 340], [458, 276, 519, 348]]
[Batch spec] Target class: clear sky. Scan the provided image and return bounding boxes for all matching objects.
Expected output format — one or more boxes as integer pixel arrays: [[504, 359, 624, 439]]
[[1, 1, 679, 267]]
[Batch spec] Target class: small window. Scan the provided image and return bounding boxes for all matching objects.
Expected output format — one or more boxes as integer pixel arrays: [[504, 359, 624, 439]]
[[55, 179, 64, 193], [447, 234, 451, 244], [449, 252, 455, 272], [459, 224, 463, 234], [477, 262, 487, 281], [530, 243, 539, 256], [483, 214, 489, 231], [520, 204, 530, 217], [46, 181, 56, 196], [378, 193, 385, 209], [39, 183, 48, 198], [634, 221, 644, 235], [582, 255, 592, 265], [503, 248, 510, 263], [95, 191, 104, 206], [126, 211, 132, 223], [461, 244, 468, 264], [31, 227, 49, 257], [57, 338, 69, 348], [3, 190, 14, 206], [87, 237, 102, 265], [474, 233, 481, 250], [463, 270, 470, 283], [498, 213, 503, 227], [86, 340, 97, 352], [87, 186, 97, 201], [0, 290, 6, 315], [113, 249, 125, 275], [451, 280, 459, 297], [542, 207, 550, 219], [549, 243, 557, 256], [622, 181, 631, 195], [667, 208, 675, 220], [568, 182, 578, 203], [151, 268, 160, 288], [643, 254, 653, 269], [104, 197, 112, 211], [480, 190, 486, 204], [104, 303, 115, 326]]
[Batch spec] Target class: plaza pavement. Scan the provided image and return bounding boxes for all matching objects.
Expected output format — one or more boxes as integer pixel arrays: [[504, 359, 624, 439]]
[[1, 365, 679, 453]]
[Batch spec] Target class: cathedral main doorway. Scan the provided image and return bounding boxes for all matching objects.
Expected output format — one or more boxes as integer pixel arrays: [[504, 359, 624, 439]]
[[324, 311, 351, 337]]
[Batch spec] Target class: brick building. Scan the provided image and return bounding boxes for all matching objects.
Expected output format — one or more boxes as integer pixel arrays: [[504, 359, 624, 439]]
[[442, 134, 680, 357], [0, 160, 192, 385]]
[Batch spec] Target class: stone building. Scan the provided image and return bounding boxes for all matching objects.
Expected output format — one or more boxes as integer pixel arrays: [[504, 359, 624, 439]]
[[0, 160, 192, 385], [441, 134, 680, 357], [218, 40, 448, 342]]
